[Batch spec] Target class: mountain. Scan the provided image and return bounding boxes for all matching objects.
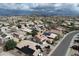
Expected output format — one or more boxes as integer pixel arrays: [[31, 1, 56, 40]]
[[0, 8, 79, 16], [0, 8, 33, 16]]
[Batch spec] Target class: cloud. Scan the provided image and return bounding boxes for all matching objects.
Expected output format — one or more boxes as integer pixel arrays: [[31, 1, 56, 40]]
[[0, 3, 79, 16], [0, 3, 79, 11], [0, 3, 32, 10]]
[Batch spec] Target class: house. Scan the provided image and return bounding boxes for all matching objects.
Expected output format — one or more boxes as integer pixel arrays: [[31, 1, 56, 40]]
[[47, 33, 57, 39], [19, 34, 25, 40], [35, 33, 48, 42], [11, 26, 19, 30], [61, 22, 68, 27], [5, 34, 20, 43], [25, 35, 33, 40], [43, 32, 58, 44], [1, 33, 7, 38], [16, 40, 42, 56], [56, 26, 66, 31], [43, 32, 57, 39], [3, 22, 9, 26], [4, 35, 14, 42], [34, 31, 58, 44], [1, 27, 9, 33], [49, 29, 61, 35], [12, 31, 25, 40], [65, 21, 72, 25], [74, 21, 79, 28], [16, 46, 35, 56], [21, 28, 32, 33], [12, 33, 19, 38]]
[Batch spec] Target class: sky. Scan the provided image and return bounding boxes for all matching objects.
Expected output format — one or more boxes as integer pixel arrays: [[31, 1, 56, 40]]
[[0, 3, 79, 10], [0, 3, 79, 16]]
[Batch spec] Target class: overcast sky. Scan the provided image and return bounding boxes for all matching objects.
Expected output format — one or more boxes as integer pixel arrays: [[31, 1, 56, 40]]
[[0, 3, 79, 10], [0, 3, 79, 16]]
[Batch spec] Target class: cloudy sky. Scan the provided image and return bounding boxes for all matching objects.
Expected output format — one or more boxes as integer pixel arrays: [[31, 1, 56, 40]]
[[0, 3, 79, 16]]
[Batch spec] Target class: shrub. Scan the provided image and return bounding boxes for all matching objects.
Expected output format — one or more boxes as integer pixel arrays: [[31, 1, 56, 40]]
[[4, 39, 17, 51]]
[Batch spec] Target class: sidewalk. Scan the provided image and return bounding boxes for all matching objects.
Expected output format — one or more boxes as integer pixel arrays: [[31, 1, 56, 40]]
[[65, 33, 79, 56], [48, 31, 79, 56]]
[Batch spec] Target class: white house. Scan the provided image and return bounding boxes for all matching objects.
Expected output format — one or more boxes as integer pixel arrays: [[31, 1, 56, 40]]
[[48, 33, 57, 39]]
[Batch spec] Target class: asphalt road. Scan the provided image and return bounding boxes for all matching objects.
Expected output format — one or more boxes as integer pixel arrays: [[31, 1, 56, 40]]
[[51, 31, 79, 56]]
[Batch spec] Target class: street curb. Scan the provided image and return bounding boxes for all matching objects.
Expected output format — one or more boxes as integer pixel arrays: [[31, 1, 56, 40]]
[[65, 33, 79, 56], [47, 30, 79, 56]]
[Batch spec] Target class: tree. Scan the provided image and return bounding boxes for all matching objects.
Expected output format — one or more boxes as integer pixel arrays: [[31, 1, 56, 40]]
[[26, 29, 38, 37], [17, 24, 21, 28], [4, 39, 17, 51], [2, 24, 5, 27], [31, 29, 38, 37]]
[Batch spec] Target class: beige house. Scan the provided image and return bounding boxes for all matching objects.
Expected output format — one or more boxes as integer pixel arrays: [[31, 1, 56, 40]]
[[35, 33, 48, 42], [35, 32, 57, 44]]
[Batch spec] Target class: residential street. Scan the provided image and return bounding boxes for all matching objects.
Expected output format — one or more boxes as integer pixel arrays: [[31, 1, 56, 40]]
[[51, 31, 79, 56]]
